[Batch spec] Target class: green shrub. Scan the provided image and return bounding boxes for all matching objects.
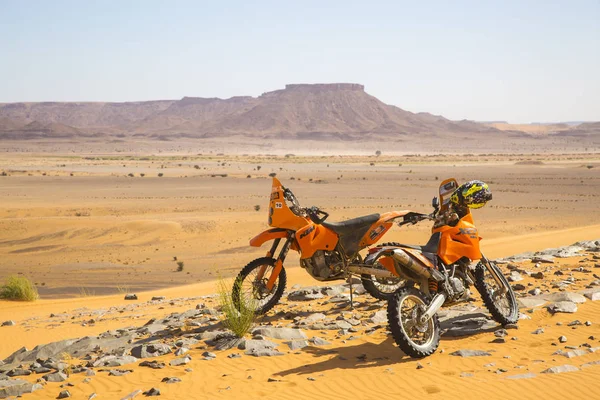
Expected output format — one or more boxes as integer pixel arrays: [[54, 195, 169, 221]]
[[217, 277, 256, 338], [0, 275, 39, 301]]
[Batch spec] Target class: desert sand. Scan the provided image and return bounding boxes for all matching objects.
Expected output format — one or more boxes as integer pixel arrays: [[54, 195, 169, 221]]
[[1, 152, 600, 399]]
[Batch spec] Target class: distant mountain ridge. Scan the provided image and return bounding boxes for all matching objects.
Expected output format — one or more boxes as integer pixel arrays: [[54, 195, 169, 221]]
[[0, 84, 597, 140]]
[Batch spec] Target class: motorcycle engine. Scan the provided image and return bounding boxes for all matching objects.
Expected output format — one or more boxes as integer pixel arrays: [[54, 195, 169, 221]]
[[446, 277, 470, 303], [301, 250, 343, 280]]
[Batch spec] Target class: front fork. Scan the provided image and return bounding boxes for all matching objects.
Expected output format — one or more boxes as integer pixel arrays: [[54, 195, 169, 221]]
[[256, 234, 293, 291], [480, 254, 508, 295]]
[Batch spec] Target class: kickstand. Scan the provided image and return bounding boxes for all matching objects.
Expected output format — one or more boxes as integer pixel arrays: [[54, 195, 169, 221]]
[[349, 275, 354, 310]]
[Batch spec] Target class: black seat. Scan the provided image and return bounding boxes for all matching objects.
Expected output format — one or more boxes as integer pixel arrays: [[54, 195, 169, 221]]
[[322, 213, 380, 236], [396, 232, 441, 254], [323, 213, 380, 256]]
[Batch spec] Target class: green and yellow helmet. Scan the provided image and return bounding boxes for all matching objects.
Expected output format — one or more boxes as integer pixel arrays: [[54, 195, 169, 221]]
[[450, 180, 492, 209]]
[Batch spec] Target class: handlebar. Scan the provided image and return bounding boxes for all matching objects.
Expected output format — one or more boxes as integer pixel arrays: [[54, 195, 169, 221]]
[[306, 206, 329, 224], [398, 212, 434, 226], [283, 187, 330, 223]]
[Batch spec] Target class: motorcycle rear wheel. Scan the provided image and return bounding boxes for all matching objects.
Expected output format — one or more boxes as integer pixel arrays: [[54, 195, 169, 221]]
[[361, 273, 412, 300], [232, 257, 287, 315], [387, 287, 440, 358]]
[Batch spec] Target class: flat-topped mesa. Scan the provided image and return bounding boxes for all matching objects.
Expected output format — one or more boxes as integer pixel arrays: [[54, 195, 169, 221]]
[[284, 83, 365, 92]]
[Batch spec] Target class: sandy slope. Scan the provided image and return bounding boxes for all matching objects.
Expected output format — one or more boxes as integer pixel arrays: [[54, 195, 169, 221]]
[[2, 227, 600, 400]]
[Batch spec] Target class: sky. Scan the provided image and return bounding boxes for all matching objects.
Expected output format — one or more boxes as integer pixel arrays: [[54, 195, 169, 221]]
[[1, 0, 598, 123]]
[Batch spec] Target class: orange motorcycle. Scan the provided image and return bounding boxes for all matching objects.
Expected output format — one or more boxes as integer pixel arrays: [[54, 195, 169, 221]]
[[233, 177, 419, 314], [367, 178, 518, 358]]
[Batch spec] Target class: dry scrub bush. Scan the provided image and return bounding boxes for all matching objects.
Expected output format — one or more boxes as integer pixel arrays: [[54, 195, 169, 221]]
[[0, 275, 39, 301], [217, 277, 257, 338]]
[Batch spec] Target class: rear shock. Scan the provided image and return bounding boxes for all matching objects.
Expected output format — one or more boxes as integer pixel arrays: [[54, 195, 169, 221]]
[[428, 278, 438, 293]]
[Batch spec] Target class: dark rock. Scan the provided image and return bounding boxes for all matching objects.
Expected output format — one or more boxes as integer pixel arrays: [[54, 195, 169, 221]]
[[93, 355, 138, 367], [121, 389, 143, 399], [532, 255, 554, 264], [0, 379, 41, 398], [285, 340, 309, 351], [582, 360, 600, 368], [227, 353, 242, 359], [547, 301, 578, 314], [7, 368, 31, 377], [309, 337, 331, 346], [43, 372, 68, 382], [124, 294, 138, 300], [252, 328, 307, 340], [531, 272, 544, 279], [139, 361, 165, 369], [174, 348, 189, 357], [541, 365, 579, 374], [450, 349, 491, 357], [169, 356, 191, 366], [245, 348, 284, 357], [369, 310, 387, 324], [109, 369, 133, 376], [506, 373, 536, 380], [559, 336, 568, 343], [143, 387, 161, 396], [296, 313, 327, 325], [151, 296, 165, 301], [531, 328, 544, 334], [582, 289, 600, 301], [541, 292, 586, 304], [57, 390, 71, 399], [201, 352, 216, 360], [512, 284, 526, 291], [1, 321, 15, 327], [508, 272, 523, 282], [161, 377, 181, 384], [494, 329, 508, 338], [287, 288, 324, 301], [130, 344, 171, 359]]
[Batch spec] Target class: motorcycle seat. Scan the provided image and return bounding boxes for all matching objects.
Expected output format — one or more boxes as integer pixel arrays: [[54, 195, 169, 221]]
[[323, 213, 381, 255], [322, 213, 380, 237], [395, 232, 441, 254]]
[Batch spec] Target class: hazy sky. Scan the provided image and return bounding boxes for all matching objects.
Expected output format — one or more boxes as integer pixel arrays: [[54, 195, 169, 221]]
[[1, 0, 598, 123]]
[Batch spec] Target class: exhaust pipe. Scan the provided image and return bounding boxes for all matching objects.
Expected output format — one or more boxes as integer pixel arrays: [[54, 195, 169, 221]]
[[347, 266, 397, 279], [391, 249, 432, 279]]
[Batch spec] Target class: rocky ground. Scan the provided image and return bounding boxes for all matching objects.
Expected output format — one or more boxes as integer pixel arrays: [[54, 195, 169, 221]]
[[1, 240, 600, 399]]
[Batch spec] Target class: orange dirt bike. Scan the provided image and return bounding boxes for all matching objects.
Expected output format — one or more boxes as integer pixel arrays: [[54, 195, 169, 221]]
[[233, 177, 420, 314], [368, 178, 518, 358]]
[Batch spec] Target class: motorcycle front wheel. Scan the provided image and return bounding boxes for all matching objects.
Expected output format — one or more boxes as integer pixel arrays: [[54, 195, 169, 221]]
[[387, 287, 440, 358], [475, 260, 519, 325], [232, 257, 287, 315]]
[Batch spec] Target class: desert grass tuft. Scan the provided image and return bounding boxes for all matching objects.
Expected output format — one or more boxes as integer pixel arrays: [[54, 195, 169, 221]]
[[217, 276, 257, 338], [0, 275, 39, 301]]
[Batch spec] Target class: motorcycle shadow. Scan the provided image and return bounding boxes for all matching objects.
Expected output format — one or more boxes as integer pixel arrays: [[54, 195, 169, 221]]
[[438, 310, 502, 339], [276, 337, 409, 377]]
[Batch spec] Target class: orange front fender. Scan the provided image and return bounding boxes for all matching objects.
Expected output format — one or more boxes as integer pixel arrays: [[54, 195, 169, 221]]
[[249, 228, 289, 247]]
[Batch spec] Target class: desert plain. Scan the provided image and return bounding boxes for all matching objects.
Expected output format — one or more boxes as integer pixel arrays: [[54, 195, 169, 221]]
[[1, 148, 600, 399]]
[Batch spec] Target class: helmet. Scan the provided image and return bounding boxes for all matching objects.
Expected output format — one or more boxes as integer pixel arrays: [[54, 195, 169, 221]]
[[450, 180, 492, 209]]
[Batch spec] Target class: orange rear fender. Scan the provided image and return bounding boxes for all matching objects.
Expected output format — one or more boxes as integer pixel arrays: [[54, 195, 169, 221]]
[[249, 228, 289, 247], [359, 210, 412, 248]]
